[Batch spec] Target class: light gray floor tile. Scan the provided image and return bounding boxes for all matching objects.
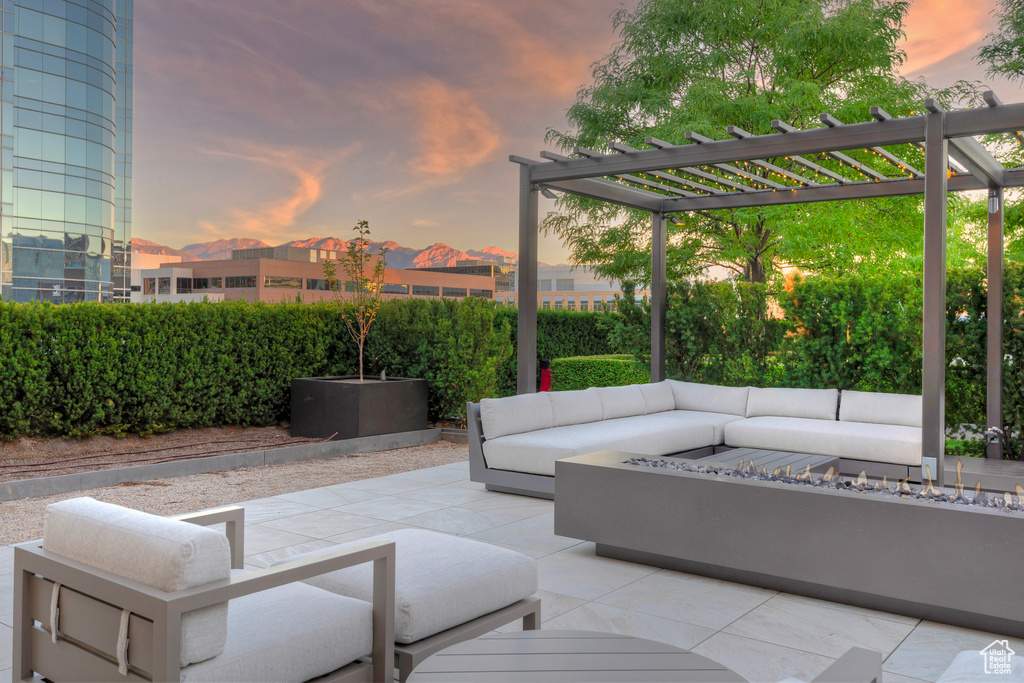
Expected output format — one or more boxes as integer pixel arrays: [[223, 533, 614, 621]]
[[0, 613, 11, 628], [534, 590, 587, 622], [782, 592, 919, 626], [0, 547, 12, 576], [389, 467, 468, 484], [458, 495, 553, 520], [544, 602, 717, 651], [0, 623, 11, 670], [0, 577, 10, 620], [724, 594, 916, 659], [470, 539, 550, 559], [324, 522, 419, 544], [242, 525, 318, 556], [596, 569, 775, 631], [445, 478, 493, 490], [395, 484, 498, 506], [470, 516, 580, 554], [400, 506, 513, 535], [244, 539, 338, 568], [236, 497, 319, 524], [335, 476, 436, 495], [884, 621, 1024, 682], [536, 551, 657, 601], [261, 509, 382, 538], [335, 497, 445, 522], [882, 673, 932, 683], [692, 631, 835, 683], [439, 460, 470, 472], [276, 486, 377, 509]]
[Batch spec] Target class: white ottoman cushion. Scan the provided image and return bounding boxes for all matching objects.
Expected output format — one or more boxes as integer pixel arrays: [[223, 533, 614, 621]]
[[282, 528, 537, 644], [937, 648, 1024, 681], [43, 497, 231, 667], [181, 580, 372, 683]]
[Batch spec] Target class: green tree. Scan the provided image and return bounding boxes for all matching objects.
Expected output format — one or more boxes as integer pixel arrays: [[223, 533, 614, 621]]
[[545, 0, 934, 284], [979, 0, 1024, 82]]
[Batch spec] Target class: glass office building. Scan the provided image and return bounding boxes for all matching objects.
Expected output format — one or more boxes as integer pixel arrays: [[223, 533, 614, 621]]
[[0, 0, 132, 303]]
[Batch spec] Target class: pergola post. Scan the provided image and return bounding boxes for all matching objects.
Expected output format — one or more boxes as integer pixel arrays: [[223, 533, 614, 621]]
[[651, 212, 667, 382], [922, 112, 948, 486], [987, 187, 1005, 459], [517, 166, 539, 395]]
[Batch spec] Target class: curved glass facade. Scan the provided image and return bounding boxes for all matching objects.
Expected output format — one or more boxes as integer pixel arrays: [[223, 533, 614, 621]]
[[0, 0, 132, 303]]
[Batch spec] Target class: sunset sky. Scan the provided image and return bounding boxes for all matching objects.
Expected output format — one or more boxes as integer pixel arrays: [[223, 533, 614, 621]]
[[132, 0, 1024, 264]]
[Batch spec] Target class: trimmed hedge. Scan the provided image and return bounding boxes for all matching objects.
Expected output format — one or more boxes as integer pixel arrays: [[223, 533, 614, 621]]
[[550, 354, 649, 390]]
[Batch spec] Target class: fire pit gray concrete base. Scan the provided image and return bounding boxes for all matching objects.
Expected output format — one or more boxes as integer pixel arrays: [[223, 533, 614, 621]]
[[554, 451, 1024, 639]]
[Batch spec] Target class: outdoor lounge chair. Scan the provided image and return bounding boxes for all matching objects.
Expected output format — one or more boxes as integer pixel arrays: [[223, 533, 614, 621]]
[[278, 528, 541, 682], [11, 497, 396, 682]]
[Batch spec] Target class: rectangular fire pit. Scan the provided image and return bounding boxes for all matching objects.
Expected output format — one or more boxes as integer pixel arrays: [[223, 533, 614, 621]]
[[554, 450, 1024, 638]]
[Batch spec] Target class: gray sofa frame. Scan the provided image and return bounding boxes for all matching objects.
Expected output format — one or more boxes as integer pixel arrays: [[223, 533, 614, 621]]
[[12, 505, 397, 683]]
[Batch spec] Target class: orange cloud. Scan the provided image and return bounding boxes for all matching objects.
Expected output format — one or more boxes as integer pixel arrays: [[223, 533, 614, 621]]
[[901, 0, 996, 74], [196, 144, 356, 240], [407, 79, 501, 178]]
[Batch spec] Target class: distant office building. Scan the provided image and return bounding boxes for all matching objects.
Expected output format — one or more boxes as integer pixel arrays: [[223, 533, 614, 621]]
[[133, 246, 496, 304], [499, 264, 650, 311], [0, 0, 133, 303], [414, 256, 516, 293]]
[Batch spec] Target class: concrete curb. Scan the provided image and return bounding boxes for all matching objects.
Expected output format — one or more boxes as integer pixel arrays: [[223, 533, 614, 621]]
[[0, 428, 442, 502], [440, 428, 468, 445]]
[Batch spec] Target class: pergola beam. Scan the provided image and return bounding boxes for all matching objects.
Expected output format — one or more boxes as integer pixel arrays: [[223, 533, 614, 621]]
[[947, 136, 1005, 187]]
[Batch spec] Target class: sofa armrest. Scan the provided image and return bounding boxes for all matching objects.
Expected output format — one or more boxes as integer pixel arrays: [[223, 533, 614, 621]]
[[172, 505, 245, 569]]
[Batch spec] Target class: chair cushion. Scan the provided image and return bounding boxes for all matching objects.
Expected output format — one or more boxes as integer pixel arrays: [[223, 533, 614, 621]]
[[180, 581, 372, 683], [840, 390, 922, 428], [655, 410, 745, 445], [593, 385, 647, 419], [283, 529, 537, 644], [668, 381, 749, 416], [638, 381, 676, 414], [549, 388, 604, 427], [724, 416, 922, 466], [483, 414, 715, 476], [746, 387, 839, 420], [43, 497, 230, 667], [480, 392, 553, 439], [937, 649, 1024, 682]]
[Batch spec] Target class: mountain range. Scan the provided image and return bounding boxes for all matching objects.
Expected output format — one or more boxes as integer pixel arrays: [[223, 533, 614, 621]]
[[131, 237, 524, 269]]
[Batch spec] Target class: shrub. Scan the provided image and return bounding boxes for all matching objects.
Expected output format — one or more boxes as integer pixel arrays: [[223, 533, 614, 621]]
[[550, 354, 648, 390]]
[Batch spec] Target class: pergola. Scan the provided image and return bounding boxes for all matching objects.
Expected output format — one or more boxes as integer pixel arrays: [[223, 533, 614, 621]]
[[512, 92, 1024, 486]]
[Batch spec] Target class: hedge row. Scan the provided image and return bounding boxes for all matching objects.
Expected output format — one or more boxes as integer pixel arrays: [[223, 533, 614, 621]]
[[550, 355, 648, 391], [0, 298, 619, 439]]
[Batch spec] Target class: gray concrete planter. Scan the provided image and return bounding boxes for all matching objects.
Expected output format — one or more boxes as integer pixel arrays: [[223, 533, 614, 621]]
[[291, 376, 428, 440], [555, 451, 1024, 638]]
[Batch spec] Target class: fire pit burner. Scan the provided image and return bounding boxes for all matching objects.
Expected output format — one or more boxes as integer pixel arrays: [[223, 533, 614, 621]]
[[624, 457, 1024, 512]]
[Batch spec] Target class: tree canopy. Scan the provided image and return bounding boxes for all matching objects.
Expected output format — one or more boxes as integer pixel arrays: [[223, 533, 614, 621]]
[[979, 0, 1024, 83], [544, 0, 951, 285]]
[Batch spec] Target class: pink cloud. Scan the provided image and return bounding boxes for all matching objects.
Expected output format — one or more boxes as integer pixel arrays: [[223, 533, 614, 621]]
[[407, 79, 502, 178], [901, 0, 996, 75]]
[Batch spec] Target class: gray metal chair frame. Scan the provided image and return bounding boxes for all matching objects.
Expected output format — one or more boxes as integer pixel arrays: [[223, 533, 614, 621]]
[[11, 505, 396, 683], [394, 595, 540, 682]]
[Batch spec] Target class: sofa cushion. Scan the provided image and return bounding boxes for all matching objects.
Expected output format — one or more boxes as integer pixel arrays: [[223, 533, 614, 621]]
[[724, 416, 922, 466], [840, 390, 922, 428], [668, 381, 749, 416], [593, 385, 647, 419], [286, 529, 537, 644], [638, 381, 676, 414], [483, 414, 715, 476], [746, 387, 839, 421], [480, 392, 553, 439], [180, 581, 371, 683], [654, 410, 745, 445], [43, 497, 230, 667], [549, 389, 604, 427]]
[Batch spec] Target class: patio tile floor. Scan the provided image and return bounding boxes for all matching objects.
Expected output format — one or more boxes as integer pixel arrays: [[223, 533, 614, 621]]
[[1, 459, 1015, 682]]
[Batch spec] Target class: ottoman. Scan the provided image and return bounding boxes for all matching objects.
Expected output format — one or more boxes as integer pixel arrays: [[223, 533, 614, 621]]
[[278, 528, 541, 681]]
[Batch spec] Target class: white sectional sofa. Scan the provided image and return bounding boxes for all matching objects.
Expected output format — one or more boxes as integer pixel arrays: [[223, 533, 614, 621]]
[[467, 381, 922, 498]]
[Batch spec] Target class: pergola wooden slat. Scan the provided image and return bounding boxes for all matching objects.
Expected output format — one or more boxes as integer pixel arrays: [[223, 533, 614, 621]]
[[512, 93, 1024, 485]]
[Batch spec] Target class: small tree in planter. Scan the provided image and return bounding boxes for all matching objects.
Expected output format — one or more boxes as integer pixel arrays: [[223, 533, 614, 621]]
[[323, 219, 388, 382]]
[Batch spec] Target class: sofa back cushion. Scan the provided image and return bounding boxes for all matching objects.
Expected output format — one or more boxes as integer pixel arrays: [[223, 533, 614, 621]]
[[480, 392, 553, 439], [43, 497, 231, 667], [668, 381, 749, 416], [638, 381, 676, 414], [549, 389, 604, 427], [593, 385, 647, 420], [746, 387, 839, 421], [840, 390, 922, 428]]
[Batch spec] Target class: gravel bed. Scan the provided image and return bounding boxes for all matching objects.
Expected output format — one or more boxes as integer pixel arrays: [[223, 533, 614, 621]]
[[0, 440, 468, 546]]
